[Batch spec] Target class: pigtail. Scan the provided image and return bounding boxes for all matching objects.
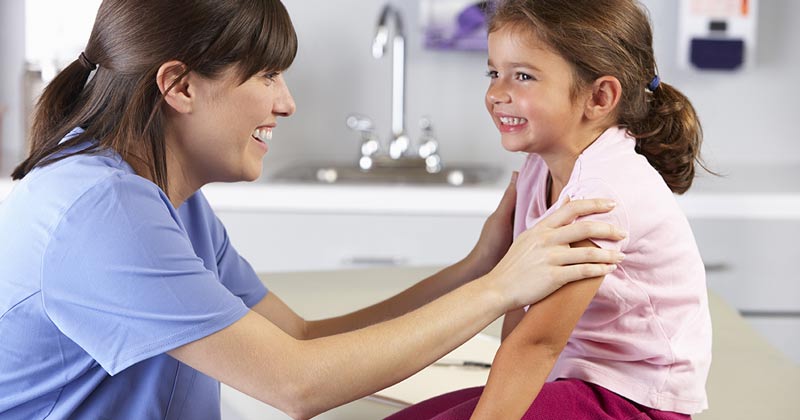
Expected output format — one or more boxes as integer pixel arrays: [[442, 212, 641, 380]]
[[627, 82, 707, 194], [11, 59, 95, 180]]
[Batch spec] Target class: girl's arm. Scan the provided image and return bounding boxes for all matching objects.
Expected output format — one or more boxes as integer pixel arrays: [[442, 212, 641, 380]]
[[501, 307, 525, 341], [471, 239, 606, 420]]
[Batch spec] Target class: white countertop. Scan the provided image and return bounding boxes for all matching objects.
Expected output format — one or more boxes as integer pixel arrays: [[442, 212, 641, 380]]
[[2, 162, 799, 219]]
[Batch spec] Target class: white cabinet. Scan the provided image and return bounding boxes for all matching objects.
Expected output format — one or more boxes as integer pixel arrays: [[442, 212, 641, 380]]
[[690, 218, 800, 364], [215, 210, 486, 273]]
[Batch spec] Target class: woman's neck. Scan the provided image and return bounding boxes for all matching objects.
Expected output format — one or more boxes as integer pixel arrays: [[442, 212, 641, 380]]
[[125, 142, 200, 209]]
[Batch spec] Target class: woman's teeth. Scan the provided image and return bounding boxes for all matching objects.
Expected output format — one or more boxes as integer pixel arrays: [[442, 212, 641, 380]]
[[499, 116, 527, 126], [252, 127, 273, 142]]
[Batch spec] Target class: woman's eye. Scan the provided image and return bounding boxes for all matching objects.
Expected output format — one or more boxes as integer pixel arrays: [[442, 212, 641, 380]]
[[485, 70, 499, 79], [261, 71, 280, 82]]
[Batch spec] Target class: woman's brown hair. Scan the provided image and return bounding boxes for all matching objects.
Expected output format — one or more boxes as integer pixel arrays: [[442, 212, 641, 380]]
[[12, 0, 297, 194], [489, 0, 709, 194]]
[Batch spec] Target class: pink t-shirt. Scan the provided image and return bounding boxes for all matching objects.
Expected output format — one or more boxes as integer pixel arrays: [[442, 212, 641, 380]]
[[513, 126, 712, 414]]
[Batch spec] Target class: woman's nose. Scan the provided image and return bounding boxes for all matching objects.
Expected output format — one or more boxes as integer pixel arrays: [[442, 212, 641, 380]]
[[273, 75, 296, 117]]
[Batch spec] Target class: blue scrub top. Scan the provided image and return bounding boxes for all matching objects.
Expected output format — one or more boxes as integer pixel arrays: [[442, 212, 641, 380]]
[[0, 129, 268, 419]]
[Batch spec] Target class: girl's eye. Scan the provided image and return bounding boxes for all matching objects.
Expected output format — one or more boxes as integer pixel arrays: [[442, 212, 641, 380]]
[[485, 70, 499, 79], [515, 72, 533, 81]]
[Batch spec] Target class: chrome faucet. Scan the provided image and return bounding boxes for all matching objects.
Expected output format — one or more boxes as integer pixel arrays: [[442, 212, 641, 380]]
[[347, 3, 443, 174], [372, 3, 410, 160]]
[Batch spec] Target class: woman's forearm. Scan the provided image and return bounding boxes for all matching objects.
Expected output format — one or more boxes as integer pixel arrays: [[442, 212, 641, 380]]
[[304, 257, 484, 338]]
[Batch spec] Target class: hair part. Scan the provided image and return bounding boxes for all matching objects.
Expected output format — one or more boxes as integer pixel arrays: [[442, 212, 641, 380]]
[[13, 0, 297, 195], [489, 0, 710, 194]]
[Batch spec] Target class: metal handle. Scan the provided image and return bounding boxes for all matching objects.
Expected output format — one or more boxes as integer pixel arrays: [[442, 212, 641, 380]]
[[341, 256, 409, 267], [346, 114, 375, 133]]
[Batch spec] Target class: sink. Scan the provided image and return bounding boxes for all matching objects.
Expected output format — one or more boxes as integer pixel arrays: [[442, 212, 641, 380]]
[[272, 161, 502, 186]]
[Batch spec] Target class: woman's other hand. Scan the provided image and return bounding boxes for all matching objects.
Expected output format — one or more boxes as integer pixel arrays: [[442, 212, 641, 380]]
[[483, 198, 627, 310], [465, 172, 519, 278]]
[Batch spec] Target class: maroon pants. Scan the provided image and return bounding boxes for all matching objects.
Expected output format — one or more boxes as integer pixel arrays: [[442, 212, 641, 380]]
[[384, 379, 691, 420]]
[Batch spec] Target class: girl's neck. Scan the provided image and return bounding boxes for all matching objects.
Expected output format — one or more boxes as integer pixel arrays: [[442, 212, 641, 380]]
[[542, 126, 607, 207]]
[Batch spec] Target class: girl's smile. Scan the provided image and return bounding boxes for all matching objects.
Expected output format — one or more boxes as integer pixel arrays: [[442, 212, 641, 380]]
[[494, 112, 529, 133]]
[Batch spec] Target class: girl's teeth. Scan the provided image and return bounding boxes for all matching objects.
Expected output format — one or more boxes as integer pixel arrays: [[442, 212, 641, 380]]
[[252, 128, 273, 142], [499, 117, 527, 126]]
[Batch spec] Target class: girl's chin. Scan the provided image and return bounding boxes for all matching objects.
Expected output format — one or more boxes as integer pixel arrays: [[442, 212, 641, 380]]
[[500, 137, 531, 153]]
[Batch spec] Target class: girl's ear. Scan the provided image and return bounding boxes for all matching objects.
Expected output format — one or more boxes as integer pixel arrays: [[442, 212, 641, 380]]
[[585, 76, 622, 121], [157, 61, 193, 114]]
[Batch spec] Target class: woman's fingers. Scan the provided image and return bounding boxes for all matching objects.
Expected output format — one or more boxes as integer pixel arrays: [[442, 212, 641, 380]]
[[555, 263, 618, 284], [537, 198, 617, 229], [493, 171, 518, 218], [550, 246, 625, 266], [544, 220, 627, 246]]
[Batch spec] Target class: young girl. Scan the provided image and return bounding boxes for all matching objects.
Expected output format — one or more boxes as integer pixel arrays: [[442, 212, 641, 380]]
[[387, 0, 712, 419]]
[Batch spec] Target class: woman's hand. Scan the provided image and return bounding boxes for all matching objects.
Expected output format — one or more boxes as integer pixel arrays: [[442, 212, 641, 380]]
[[483, 198, 627, 310], [464, 172, 519, 278]]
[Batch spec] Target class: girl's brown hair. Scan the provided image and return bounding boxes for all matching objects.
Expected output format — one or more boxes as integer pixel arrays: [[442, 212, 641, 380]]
[[12, 0, 297, 194], [489, 0, 708, 194]]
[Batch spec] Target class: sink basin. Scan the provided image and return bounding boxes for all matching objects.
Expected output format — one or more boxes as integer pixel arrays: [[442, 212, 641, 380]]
[[272, 161, 502, 186]]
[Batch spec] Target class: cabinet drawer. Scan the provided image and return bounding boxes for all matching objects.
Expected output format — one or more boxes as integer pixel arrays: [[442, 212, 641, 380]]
[[216, 211, 486, 273], [690, 219, 800, 312], [744, 316, 800, 365]]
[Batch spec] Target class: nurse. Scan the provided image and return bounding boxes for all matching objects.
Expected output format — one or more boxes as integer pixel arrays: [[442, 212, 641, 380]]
[[0, 0, 625, 419]]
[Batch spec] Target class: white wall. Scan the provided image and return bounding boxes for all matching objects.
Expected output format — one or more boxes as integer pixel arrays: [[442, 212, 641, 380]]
[[0, 1, 26, 172], [3, 1, 799, 175], [274, 0, 800, 177]]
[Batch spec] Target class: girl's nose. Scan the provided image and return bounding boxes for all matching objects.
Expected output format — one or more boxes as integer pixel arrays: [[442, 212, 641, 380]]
[[486, 82, 511, 104]]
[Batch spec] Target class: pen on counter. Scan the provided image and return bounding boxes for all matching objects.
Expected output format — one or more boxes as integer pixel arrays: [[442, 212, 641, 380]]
[[433, 360, 492, 369]]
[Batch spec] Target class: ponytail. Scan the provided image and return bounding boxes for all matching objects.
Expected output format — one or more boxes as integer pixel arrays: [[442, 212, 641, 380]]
[[626, 81, 707, 195], [11, 58, 98, 180]]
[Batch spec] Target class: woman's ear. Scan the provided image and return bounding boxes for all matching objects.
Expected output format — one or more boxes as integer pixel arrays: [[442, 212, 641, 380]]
[[157, 61, 192, 114], [585, 76, 622, 121]]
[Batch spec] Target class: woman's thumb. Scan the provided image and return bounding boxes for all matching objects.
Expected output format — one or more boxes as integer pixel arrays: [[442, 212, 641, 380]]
[[496, 171, 518, 214]]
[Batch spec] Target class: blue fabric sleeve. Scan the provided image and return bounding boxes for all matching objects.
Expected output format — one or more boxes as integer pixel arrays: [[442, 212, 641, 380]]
[[41, 174, 250, 375], [179, 192, 267, 308]]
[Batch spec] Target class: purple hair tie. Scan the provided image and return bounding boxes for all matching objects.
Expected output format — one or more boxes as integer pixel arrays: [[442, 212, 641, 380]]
[[648, 75, 660, 92]]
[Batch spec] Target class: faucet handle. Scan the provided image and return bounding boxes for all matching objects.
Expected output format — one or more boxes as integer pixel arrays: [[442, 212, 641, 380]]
[[346, 114, 375, 133], [417, 116, 439, 158], [347, 114, 380, 170], [417, 116, 442, 173]]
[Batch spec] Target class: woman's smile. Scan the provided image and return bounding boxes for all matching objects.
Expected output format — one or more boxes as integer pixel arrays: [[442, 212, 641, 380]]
[[251, 126, 273, 152]]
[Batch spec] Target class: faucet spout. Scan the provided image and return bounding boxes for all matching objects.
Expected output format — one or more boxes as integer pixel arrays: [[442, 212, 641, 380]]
[[372, 4, 408, 159]]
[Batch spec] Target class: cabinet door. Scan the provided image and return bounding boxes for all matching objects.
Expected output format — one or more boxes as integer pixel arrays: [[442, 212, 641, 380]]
[[690, 218, 800, 364], [215, 210, 486, 273], [690, 219, 800, 312]]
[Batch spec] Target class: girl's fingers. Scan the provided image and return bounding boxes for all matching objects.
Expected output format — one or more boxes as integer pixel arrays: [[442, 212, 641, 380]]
[[538, 198, 617, 229]]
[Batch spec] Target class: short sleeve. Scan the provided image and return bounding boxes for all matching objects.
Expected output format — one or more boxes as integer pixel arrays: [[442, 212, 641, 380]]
[[560, 177, 630, 251], [179, 192, 267, 308], [41, 175, 250, 375]]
